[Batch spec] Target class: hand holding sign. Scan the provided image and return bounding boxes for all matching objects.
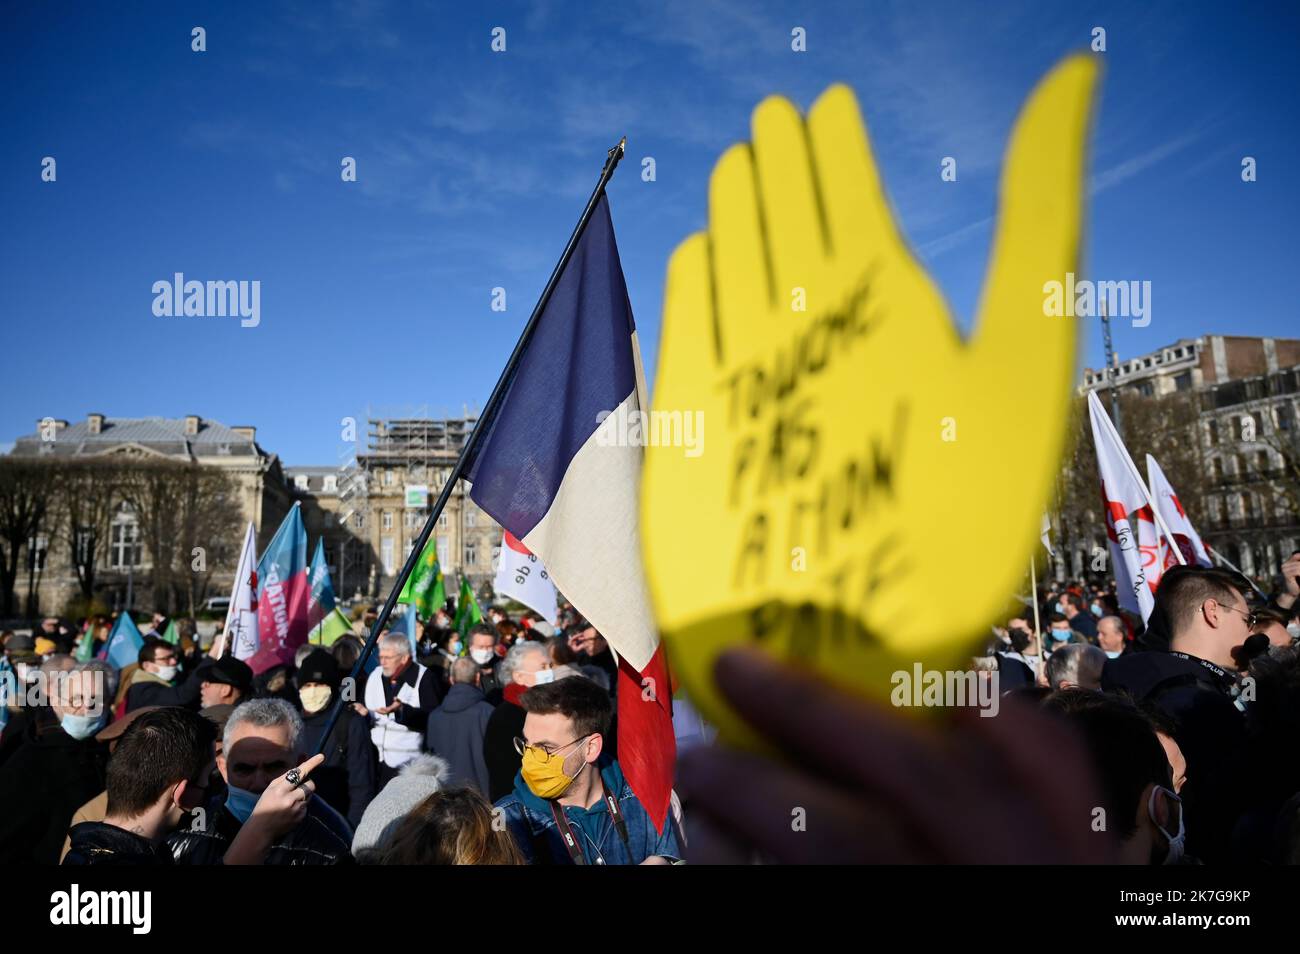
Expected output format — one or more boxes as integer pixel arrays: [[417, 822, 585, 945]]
[[642, 56, 1099, 748]]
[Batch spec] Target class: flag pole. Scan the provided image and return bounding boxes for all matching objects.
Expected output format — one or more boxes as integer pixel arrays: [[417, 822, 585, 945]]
[[312, 136, 628, 757]]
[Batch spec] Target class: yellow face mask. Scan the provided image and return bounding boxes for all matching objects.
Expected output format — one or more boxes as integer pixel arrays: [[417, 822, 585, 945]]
[[520, 736, 589, 800], [299, 685, 332, 714]]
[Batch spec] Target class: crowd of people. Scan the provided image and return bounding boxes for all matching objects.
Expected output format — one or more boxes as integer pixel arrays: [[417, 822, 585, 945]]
[[978, 550, 1300, 864], [0, 602, 680, 865], [1, 548, 1299, 865]]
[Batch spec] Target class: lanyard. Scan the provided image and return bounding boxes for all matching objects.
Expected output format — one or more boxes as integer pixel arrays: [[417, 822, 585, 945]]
[[548, 777, 630, 865], [1167, 651, 1230, 682]]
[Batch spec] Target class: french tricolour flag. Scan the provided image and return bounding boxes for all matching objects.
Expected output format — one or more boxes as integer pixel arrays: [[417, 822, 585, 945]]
[[465, 194, 675, 831]]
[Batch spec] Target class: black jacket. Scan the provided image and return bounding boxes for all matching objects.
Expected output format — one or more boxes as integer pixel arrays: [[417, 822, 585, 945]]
[[0, 710, 108, 864], [1102, 649, 1248, 865], [64, 822, 174, 865], [167, 793, 355, 865], [299, 704, 376, 830], [484, 696, 527, 803]]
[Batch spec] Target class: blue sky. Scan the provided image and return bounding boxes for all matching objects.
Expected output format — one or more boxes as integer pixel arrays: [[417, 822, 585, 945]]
[[3, 0, 1297, 464]]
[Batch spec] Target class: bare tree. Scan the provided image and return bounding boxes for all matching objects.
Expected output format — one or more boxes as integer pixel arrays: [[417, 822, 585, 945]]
[[49, 459, 126, 602], [122, 460, 241, 615], [0, 459, 51, 618]]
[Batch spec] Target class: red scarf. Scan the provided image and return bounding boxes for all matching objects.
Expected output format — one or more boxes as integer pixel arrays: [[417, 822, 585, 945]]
[[503, 681, 528, 707]]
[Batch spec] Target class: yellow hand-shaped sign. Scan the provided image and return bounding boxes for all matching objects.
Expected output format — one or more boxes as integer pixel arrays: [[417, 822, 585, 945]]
[[641, 55, 1099, 748]]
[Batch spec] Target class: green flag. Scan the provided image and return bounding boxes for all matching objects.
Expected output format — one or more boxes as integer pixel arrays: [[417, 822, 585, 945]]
[[74, 627, 95, 663], [399, 538, 446, 620], [160, 619, 180, 646], [453, 576, 482, 638], [310, 606, 354, 647]]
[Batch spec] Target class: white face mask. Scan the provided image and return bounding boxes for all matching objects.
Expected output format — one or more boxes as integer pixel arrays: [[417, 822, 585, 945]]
[[1288, 622, 1300, 642], [1149, 786, 1185, 865], [154, 664, 178, 682], [532, 668, 555, 686], [470, 648, 494, 666]]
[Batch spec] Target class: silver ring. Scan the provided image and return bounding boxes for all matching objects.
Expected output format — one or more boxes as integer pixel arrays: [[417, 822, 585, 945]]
[[285, 768, 302, 787]]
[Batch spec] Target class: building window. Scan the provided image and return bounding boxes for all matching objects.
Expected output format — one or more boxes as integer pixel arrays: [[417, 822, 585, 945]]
[[353, 512, 365, 530], [382, 511, 393, 530], [381, 538, 395, 576], [439, 514, 448, 528], [1252, 411, 1265, 437], [437, 537, 449, 569], [464, 545, 477, 566], [1241, 494, 1254, 520], [1207, 419, 1219, 445], [404, 539, 416, 562], [324, 475, 337, 492], [1235, 454, 1247, 477], [384, 469, 395, 486], [405, 510, 422, 528], [110, 511, 142, 570], [1174, 371, 1192, 392], [1139, 381, 1154, 397], [295, 475, 309, 491], [1258, 450, 1271, 474], [1212, 458, 1224, 481], [466, 509, 476, 528], [1279, 403, 1295, 431], [491, 546, 502, 568]]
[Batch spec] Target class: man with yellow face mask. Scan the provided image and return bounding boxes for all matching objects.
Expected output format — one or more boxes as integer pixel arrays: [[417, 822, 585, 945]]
[[493, 677, 682, 865], [295, 649, 375, 829]]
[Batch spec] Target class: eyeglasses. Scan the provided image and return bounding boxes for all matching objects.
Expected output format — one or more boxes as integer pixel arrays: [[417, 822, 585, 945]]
[[1217, 602, 1258, 629], [513, 734, 590, 762]]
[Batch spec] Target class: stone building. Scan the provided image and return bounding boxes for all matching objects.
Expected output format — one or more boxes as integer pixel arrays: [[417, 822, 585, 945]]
[[6, 414, 292, 616], [1059, 334, 1300, 581], [283, 416, 504, 607]]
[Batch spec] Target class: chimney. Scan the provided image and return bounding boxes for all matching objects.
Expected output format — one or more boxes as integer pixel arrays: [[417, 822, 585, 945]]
[[184, 415, 201, 436], [232, 426, 256, 443], [87, 413, 105, 435]]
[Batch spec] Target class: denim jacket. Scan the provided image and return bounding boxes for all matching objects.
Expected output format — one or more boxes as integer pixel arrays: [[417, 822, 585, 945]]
[[494, 758, 681, 865]]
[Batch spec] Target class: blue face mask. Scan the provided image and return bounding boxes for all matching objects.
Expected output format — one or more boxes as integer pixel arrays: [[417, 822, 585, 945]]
[[1054, 602, 1065, 615], [61, 712, 105, 741], [225, 784, 261, 824], [1091, 604, 1104, 617], [1105, 650, 1122, 659], [1051, 629, 1071, 642]]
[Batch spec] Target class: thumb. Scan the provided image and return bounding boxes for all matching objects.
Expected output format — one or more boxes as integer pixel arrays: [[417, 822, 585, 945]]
[[974, 53, 1100, 370]]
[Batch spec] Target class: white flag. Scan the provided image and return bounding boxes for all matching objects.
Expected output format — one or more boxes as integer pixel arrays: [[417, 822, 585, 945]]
[[493, 531, 558, 626], [1087, 391, 1157, 622], [1040, 512, 1055, 557], [216, 521, 260, 660], [1147, 454, 1213, 568]]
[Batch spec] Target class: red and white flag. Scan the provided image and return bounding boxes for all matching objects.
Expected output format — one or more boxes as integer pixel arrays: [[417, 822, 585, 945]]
[[493, 531, 559, 625], [1147, 454, 1213, 569], [1087, 391, 1157, 622], [215, 521, 260, 660]]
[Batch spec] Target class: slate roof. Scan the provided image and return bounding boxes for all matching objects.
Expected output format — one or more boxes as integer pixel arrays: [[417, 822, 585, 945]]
[[8, 416, 261, 459]]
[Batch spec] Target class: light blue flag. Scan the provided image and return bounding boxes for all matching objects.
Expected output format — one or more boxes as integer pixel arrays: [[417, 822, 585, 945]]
[[307, 538, 337, 630], [102, 613, 145, 670], [400, 605, 418, 658]]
